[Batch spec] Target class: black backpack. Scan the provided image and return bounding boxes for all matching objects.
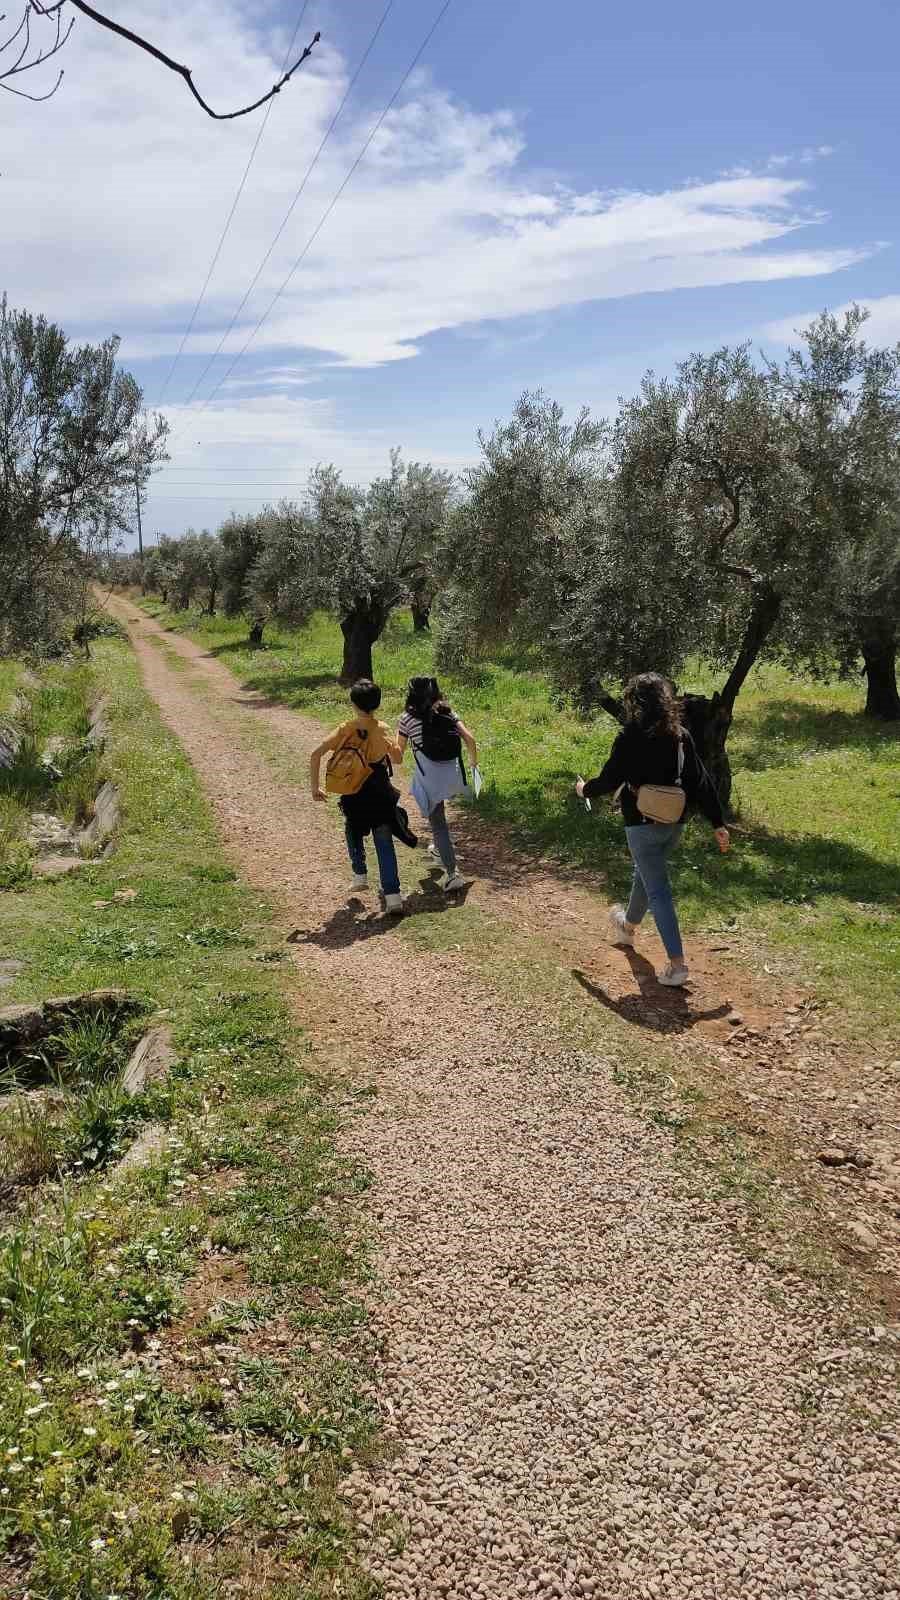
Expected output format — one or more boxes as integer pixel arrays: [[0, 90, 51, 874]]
[[419, 705, 463, 763]]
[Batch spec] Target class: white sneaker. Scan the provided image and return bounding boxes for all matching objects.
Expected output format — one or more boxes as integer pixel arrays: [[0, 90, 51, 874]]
[[350, 873, 369, 891], [384, 892, 405, 915], [608, 906, 634, 947], [442, 873, 467, 893], [658, 962, 689, 987]]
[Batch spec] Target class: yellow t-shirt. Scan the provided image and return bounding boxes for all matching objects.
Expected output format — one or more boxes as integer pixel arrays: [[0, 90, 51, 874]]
[[328, 714, 399, 767]]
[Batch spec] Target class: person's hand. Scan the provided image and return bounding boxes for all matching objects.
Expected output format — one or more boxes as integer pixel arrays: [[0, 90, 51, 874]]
[[714, 827, 730, 853], [312, 788, 328, 803], [575, 778, 586, 799]]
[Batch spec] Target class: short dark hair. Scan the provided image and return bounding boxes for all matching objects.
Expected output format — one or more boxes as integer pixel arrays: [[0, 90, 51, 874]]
[[349, 678, 381, 713]]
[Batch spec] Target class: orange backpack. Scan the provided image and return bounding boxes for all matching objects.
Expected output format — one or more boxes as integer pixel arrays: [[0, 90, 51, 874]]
[[325, 724, 376, 796]]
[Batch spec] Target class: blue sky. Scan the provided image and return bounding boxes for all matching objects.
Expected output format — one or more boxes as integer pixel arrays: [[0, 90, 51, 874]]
[[3, 0, 898, 538]]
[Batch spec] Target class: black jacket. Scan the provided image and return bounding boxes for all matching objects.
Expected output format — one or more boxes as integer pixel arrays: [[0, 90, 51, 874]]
[[340, 763, 418, 847], [582, 726, 724, 828]]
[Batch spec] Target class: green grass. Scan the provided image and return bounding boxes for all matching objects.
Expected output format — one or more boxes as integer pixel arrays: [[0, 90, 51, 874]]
[[0, 663, 107, 893], [0, 638, 377, 1600], [140, 600, 900, 1042]]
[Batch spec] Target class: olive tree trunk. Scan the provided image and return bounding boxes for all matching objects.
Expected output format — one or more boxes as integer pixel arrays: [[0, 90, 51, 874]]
[[861, 625, 900, 720], [684, 582, 783, 813], [340, 608, 384, 684]]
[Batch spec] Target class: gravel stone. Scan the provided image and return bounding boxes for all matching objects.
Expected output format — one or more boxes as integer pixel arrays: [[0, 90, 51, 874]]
[[110, 594, 900, 1600]]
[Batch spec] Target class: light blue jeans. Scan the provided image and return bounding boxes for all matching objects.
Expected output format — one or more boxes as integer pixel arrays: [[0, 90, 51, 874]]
[[429, 802, 456, 876], [345, 822, 400, 896], [624, 823, 685, 961]]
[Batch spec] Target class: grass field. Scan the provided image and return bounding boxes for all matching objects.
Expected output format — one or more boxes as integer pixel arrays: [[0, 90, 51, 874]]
[[137, 601, 900, 1043], [0, 640, 376, 1599]]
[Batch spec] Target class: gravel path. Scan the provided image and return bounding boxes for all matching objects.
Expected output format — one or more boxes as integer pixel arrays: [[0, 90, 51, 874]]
[[107, 597, 900, 1600]]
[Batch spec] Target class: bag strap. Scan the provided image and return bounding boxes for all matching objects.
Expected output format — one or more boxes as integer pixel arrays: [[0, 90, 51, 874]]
[[676, 738, 684, 787]]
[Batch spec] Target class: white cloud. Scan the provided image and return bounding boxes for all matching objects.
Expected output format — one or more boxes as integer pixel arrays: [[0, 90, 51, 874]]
[[762, 293, 900, 347], [142, 390, 474, 535], [1, 0, 872, 387]]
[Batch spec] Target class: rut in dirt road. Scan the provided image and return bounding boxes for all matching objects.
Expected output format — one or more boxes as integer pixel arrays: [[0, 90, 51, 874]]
[[107, 595, 899, 1600]]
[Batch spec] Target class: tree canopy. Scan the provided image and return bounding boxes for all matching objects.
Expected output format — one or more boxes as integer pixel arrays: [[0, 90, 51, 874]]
[[436, 310, 900, 796], [246, 451, 454, 681], [0, 296, 167, 654]]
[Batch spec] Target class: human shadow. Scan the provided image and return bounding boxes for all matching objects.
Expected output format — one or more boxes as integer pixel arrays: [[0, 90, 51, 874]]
[[296, 877, 470, 952], [572, 963, 732, 1036]]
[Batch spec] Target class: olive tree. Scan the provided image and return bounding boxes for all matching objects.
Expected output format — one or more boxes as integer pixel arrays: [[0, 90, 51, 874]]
[[170, 530, 221, 613], [218, 509, 273, 644], [439, 315, 900, 804], [0, 295, 167, 654], [247, 451, 454, 682], [768, 310, 900, 720]]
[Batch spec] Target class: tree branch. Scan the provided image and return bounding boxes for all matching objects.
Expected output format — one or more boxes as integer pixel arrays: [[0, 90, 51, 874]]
[[63, 0, 320, 119], [1, 0, 71, 97], [718, 582, 782, 712], [597, 689, 626, 724]]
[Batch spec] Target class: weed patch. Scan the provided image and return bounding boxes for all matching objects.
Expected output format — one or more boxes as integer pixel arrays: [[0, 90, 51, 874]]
[[0, 640, 375, 1598]]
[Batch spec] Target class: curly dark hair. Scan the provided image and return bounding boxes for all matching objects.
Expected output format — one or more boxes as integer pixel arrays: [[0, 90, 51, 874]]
[[622, 672, 682, 738]]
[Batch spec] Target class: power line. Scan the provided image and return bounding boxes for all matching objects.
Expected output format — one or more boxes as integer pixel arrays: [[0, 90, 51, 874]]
[[154, 0, 313, 410], [145, 493, 301, 501], [193, 0, 452, 420], [150, 476, 307, 483], [170, 1, 394, 425]]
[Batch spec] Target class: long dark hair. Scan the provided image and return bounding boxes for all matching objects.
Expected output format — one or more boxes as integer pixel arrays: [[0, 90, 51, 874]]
[[405, 675, 448, 719], [622, 672, 682, 739]]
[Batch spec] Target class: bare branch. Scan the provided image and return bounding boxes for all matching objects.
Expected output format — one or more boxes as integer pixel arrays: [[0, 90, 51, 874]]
[[1, 8, 29, 57], [5, 3, 320, 115], [1, 0, 71, 98], [0, 65, 61, 95], [66, 0, 320, 119]]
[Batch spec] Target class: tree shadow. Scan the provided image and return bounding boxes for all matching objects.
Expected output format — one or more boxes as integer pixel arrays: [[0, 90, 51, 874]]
[[205, 638, 274, 659], [735, 698, 900, 772], [294, 877, 470, 951], [572, 964, 732, 1036], [464, 766, 900, 913], [226, 668, 342, 711]]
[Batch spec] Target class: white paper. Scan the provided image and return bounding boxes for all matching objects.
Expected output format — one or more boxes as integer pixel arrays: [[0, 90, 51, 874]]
[[472, 765, 483, 798]]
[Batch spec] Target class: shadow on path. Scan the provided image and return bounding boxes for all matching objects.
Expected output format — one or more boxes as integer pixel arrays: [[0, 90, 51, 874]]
[[292, 878, 472, 951], [573, 962, 733, 1036]]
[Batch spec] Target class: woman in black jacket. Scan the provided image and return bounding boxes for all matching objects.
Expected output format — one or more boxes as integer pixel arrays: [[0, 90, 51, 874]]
[[575, 673, 730, 987]]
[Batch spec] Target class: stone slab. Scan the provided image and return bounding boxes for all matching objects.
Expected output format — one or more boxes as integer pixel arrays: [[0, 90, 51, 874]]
[[123, 1026, 176, 1094]]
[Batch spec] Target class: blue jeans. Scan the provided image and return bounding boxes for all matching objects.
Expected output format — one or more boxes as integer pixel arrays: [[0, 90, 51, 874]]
[[345, 822, 400, 896], [429, 802, 456, 875], [624, 823, 684, 961]]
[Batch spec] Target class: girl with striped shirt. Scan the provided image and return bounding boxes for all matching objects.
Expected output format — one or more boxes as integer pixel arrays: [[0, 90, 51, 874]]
[[397, 676, 478, 893]]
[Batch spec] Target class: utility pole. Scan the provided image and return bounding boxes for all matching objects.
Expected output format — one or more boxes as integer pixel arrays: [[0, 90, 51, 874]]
[[134, 467, 143, 558]]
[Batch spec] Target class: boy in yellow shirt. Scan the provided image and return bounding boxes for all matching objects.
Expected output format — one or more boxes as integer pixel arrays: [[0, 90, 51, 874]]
[[310, 679, 407, 913]]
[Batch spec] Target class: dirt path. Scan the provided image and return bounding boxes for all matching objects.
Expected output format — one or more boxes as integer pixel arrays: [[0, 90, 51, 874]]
[[106, 595, 899, 1600]]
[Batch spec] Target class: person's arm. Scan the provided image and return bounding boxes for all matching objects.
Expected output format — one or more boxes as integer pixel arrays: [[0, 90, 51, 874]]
[[456, 720, 478, 766], [378, 721, 403, 763], [396, 733, 409, 761], [577, 732, 629, 801], [309, 728, 341, 800]]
